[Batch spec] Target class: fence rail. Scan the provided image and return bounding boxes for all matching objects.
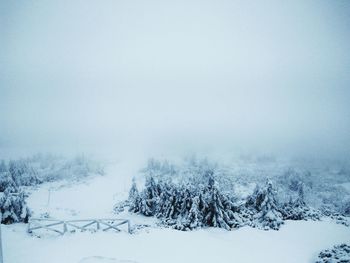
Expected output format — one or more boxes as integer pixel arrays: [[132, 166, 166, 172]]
[[28, 218, 131, 235]]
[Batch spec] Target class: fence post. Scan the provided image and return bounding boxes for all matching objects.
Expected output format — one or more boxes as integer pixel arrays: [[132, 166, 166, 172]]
[[63, 222, 67, 234], [27, 220, 31, 233], [96, 220, 100, 231], [127, 220, 131, 234]]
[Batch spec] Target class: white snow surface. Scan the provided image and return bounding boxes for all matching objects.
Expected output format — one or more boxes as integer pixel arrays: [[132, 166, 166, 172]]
[[3, 219, 350, 263], [2, 161, 350, 263], [26, 161, 137, 219]]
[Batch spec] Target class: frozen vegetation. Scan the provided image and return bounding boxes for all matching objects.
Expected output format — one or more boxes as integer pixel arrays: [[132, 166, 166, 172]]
[[0, 154, 105, 191], [315, 244, 350, 263], [117, 157, 349, 231]]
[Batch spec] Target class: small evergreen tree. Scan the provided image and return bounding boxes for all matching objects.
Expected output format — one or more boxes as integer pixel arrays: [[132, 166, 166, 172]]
[[0, 172, 17, 192], [282, 182, 319, 221], [250, 180, 284, 230], [139, 176, 159, 216], [202, 173, 237, 230], [0, 189, 30, 224], [187, 196, 203, 229], [128, 178, 141, 213]]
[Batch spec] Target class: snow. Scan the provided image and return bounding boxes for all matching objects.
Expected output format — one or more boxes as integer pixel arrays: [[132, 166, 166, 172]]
[[3, 219, 350, 263], [26, 161, 137, 219], [2, 160, 350, 263]]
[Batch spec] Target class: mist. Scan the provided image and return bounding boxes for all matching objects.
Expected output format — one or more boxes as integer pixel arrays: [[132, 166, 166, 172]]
[[1, 0, 350, 160]]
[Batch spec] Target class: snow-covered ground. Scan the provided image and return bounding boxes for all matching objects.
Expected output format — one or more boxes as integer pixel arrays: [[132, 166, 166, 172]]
[[2, 161, 350, 263], [26, 161, 138, 219], [3, 219, 350, 263]]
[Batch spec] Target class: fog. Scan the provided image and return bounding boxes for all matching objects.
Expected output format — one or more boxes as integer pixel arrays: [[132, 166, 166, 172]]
[[1, 0, 350, 159]]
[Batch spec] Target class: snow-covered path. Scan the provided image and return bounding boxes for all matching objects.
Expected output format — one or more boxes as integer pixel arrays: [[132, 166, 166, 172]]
[[3, 220, 350, 263], [26, 161, 138, 219]]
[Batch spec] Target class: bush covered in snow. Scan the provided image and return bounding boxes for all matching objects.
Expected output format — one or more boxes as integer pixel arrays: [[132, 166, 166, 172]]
[[245, 180, 284, 230], [315, 244, 350, 263], [0, 189, 31, 224], [281, 182, 320, 221]]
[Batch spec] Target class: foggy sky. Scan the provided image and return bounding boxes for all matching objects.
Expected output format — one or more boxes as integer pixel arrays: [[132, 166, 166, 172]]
[[1, 0, 350, 158]]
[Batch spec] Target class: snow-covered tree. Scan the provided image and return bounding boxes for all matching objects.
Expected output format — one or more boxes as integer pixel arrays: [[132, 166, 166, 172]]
[[282, 182, 320, 221], [162, 186, 181, 221], [186, 196, 203, 229], [139, 176, 160, 216], [249, 180, 284, 230], [202, 173, 239, 230], [0, 172, 17, 192], [0, 189, 30, 224], [8, 160, 41, 186], [128, 178, 141, 213]]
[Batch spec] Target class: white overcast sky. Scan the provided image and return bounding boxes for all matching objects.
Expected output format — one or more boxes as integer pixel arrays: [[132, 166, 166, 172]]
[[1, 0, 350, 158]]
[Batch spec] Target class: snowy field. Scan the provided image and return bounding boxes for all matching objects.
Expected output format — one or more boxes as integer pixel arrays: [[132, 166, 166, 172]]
[[3, 218, 350, 263], [2, 161, 350, 263]]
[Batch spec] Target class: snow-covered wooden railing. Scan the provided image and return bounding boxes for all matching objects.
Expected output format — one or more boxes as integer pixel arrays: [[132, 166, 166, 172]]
[[27, 218, 131, 235]]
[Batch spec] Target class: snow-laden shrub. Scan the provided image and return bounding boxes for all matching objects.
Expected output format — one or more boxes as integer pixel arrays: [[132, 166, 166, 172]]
[[245, 180, 284, 230], [0, 189, 31, 224], [315, 244, 350, 263], [200, 174, 243, 230], [281, 183, 320, 221]]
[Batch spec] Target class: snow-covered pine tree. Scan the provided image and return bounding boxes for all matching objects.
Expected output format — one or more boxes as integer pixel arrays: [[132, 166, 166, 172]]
[[179, 186, 193, 218], [155, 183, 168, 218], [139, 176, 160, 216], [0, 160, 17, 192], [250, 180, 284, 230], [202, 172, 234, 230], [246, 184, 265, 211], [0, 189, 30, 224], [8, 160, 41, 186], [282, 182, 320, 221], [128, 178, 141, 213], [221, 194, 244, 228], [0, 171, 17, 192], [186, 196, 203, 229], [173, 185, 194, 230]]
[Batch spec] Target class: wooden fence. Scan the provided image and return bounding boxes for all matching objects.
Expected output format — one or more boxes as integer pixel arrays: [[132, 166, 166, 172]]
[[28, 218, 131, 235]]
